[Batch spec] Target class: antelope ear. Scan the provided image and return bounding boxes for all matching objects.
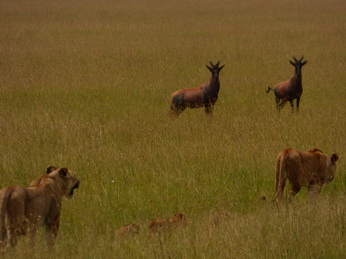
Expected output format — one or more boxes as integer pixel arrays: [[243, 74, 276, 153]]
[[302, 60, 308, 66], [206, 65, 212, 71], [59, 168, 68, 177], [331, 153, 339, 164], [46, 166, 57, 174], [219, 64, 225, 71], [289, 60, 295, 66]]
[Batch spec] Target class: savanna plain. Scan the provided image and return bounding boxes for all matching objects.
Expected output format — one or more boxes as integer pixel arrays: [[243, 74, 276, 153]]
[[1, 0, 346, 258]]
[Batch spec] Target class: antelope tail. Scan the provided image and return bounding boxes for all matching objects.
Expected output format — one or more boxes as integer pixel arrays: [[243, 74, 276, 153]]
[[266, 87, 274, 93]]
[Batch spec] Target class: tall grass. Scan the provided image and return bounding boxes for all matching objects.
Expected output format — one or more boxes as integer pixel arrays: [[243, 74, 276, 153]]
[[1, 0, 345, 257]]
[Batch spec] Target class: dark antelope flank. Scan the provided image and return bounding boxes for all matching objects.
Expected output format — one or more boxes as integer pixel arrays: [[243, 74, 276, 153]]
[[266, 56, 307, 112], [169, 61, 225, 116]]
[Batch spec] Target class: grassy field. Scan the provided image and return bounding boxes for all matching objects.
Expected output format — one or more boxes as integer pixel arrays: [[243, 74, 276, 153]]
[[1, 0, 345, 257]]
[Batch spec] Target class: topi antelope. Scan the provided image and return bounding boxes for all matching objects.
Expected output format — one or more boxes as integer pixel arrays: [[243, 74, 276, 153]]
[[169, 61, 225, 116], [266, 56, 307, 112]]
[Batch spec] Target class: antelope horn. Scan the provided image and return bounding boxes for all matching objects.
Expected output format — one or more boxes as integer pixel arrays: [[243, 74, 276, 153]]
[[209, 61, 214, 67], [293, 56, 298, 62], [216, 61, 220, 67], [300, 55, 304, 61]]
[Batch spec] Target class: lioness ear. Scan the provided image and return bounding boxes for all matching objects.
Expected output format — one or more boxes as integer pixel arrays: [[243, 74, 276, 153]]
[[331, 153, 339, 164], [46, 166, 57, 174], [59, 168, 68, 177]]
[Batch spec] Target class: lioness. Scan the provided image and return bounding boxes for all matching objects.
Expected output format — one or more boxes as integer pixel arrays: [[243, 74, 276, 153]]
[[0, 166, 80, 249], [274, 148, 339, 202], [148, 213, 187, 233]]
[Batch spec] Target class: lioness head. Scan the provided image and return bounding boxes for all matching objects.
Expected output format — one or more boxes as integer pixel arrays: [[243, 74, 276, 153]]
[[48, 167, 80, 199], [325, 153, 339, 184]]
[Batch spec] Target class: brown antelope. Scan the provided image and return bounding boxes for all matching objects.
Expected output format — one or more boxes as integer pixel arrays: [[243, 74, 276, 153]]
[[169, 61, 225, 116], [266, 56, 307, 112]]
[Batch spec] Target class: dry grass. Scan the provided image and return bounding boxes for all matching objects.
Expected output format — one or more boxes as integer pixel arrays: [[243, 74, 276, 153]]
[[0, 0, 345, 257]]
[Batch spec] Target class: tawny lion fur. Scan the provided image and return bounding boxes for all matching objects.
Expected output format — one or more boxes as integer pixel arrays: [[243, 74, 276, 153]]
[[0, 166, 80, 249], [148, 213, 187, 233], [117, 224, 140, 238], [274, 148, 339, 202]]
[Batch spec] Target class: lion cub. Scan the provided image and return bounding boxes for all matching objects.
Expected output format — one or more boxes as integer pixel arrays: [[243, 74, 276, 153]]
[[117, 223, 141, 238], [148, 213, 187, 233], [0, 166, 80, 249]]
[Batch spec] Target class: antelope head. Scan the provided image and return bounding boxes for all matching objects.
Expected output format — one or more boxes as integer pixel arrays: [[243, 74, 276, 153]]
[[289, 56, 307, 78], [206, 61, 225, 80]]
